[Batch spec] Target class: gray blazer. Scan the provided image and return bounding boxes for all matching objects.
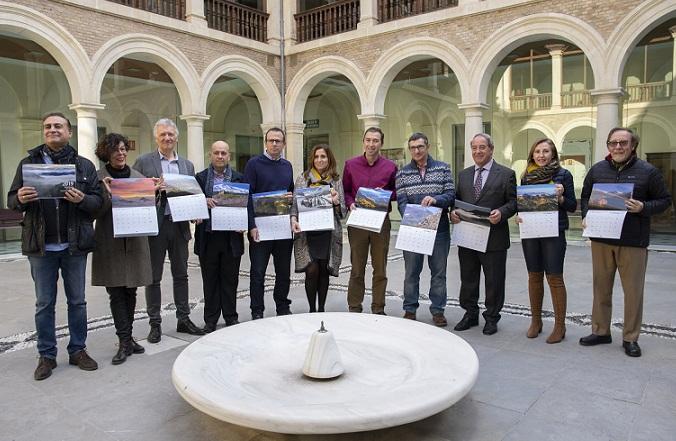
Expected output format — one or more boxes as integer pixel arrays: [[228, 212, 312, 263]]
[[455, 161, 517, 251], [133, 150, 195, 241]]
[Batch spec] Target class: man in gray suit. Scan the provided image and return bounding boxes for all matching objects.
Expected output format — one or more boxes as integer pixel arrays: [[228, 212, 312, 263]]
[[451, 133, 517, 335], [133, 118, 204, 343]]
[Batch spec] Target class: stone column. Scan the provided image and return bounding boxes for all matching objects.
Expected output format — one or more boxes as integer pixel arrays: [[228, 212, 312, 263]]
[[358, 0, 378, 29], [180, 114, 210, 172], [670, 26, 676, 96], [68, 103, 105, 164], [267, 1, 281, 46], [185, 0, 207, 27], [357, 113, 386, 131], [458, 103, 488, 168], [546, 44, 566, 109], [284, 122, 306, 173], [590, 89, 624, 162]]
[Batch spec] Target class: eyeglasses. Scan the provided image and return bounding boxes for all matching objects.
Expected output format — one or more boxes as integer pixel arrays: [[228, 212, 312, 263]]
[[266, 139, 284, 144], [607, 140, 630, 148], [409, 145, 427, 151]]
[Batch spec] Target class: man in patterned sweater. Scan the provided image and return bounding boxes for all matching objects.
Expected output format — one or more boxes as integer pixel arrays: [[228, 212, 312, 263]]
[[395, 132, 455, 326]]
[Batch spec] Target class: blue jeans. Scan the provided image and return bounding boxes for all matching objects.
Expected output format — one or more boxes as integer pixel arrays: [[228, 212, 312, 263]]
[[28, 251, 88, 359], [403, 227, 450, 315]]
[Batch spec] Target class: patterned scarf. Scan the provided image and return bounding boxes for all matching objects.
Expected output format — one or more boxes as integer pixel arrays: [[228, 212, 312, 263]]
[[522, 160, 561, 185], [43, 144, 76, 164], [307, 167, 334, 188]]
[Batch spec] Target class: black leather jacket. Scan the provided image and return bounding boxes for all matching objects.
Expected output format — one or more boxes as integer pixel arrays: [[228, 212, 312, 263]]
[[7, 144, 103, 256]]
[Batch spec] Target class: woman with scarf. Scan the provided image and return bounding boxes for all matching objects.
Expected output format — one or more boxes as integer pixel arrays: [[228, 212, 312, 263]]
[[518, 138, 576, 343], [91, 133, 154, 364], [291, 144, 346, 312]]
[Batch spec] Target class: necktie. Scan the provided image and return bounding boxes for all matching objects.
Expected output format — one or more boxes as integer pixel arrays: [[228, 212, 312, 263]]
[[473, 167, 484, 200]]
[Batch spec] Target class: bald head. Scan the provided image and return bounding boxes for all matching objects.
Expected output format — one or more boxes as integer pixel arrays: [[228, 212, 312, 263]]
[[210, 141, 230, 172]]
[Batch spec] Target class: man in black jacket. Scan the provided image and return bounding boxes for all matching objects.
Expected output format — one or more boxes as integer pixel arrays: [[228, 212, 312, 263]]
[[194, 141, 245, 332], [7, 112, 103, 380], [579, 127, 671, 357]]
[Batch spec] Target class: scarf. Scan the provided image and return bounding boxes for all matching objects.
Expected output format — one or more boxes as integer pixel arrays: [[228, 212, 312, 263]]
[[106, 163, 131, 179], [307, 167, 334, 187], [43, 144, 76, 164], [522, 160, 561, 185]]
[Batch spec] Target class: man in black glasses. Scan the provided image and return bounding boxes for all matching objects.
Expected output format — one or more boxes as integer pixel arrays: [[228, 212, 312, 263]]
[[579, 127, 671, 357]]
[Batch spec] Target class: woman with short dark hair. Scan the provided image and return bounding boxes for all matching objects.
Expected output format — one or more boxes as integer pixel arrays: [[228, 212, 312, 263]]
[[92, 133, 154, 364]]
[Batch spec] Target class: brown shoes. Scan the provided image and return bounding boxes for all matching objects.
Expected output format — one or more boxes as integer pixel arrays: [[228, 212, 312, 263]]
[[34, 356, 57, 381], [69, 349, 99, 371], [432, 314, 448, 327], [403, 311, 416, 320]]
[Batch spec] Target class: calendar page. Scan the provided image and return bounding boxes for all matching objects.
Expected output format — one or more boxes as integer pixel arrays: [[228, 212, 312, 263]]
[[212, 206, 248, 231], [582, 210, 628, 239], [346, 208, 387, 233], [451, 221, 490, 253], [22, 164, 76, 199], [518, 211, 559, 239], [255, 214, 292, 241], [167, 194, 209, 222], [112, 206, 159, 238], [396, 225, 437, 255], [299, 208, 334, 231], [110, 178, 158, 237]]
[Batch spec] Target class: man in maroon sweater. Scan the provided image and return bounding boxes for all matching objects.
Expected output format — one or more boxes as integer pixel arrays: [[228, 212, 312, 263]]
[[343, 127, 397, 314]]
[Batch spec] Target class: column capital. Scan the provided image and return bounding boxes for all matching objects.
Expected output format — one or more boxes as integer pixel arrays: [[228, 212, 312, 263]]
[[285, 122, 306, 134], [669, 25, 676, 38], [68, 103, 105, 117], [179, 114, 210, 124], [357, 113, 386, 128], [590, 88, 625, 104], [260, 122, 286, 135], [545, 44, 568, 55], [458, 103, 489, 116]]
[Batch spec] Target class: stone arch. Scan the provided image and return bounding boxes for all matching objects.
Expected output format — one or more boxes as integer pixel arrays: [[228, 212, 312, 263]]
[[365, 37, 470, 116], [200, 55, 281, 125], [606, 0, 676, 89], [0, 2, 91, 104], [626, 112, 676, 149], [90, 34, 200, 115], [519, 121, 556, 143], [556, 118, 597, 147], [468, 13, 606, 104], [285, 56, 367, 124]]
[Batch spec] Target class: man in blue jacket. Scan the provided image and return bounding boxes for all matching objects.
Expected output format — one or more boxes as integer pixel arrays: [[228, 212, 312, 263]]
[[8, 112, 103, 380]]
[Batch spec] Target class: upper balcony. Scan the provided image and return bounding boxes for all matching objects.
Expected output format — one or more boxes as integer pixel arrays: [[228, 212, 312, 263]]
[[107, 0, 186, 20], [378, 0, 458, 23], [295, 0, 360, 44]]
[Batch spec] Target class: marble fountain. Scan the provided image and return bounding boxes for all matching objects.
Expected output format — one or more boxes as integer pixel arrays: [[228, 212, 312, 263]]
[[171, 312, 479, 434]]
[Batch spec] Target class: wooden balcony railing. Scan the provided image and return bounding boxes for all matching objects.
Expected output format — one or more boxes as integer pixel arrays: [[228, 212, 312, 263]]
[[205, 0, 269, 42], [378, 0, 458, 23], [107, 0, 186, 20], [510, 93, 552, 111], [626, 81, 672, 103], [561, 90, 592, 108], [295, 0, 360, 43]]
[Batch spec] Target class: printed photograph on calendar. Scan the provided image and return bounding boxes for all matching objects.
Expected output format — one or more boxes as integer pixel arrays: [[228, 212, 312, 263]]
[[162, 173, 203, 197], [589, 183, 634, 210], [401, 204, 442, 230], [296, 185, 332, 212], [355, 187, 392, 211], [517, 184, 558, 212], [212, 182, 250, 207], [22, 164, 76, 199], [110, 178, 156, 208], [253, 190, 292, 216], [454, 199, 491, 227]]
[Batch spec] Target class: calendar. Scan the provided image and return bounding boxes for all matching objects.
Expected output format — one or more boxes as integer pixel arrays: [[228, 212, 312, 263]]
[[347, 208, 387, 233], [347, 187, 391, 233], [395, 204, 442, 255], [583, 210, 628, 239], [212, 206, 248, 231], [167, 194, 209, 222], [299, 209, 334, 231], [518, 211, 559, 239], [295, 186, 334, 232], [110, 178, 158, 238], [255, 214, 292, 241], [451, 221, 490, 253]]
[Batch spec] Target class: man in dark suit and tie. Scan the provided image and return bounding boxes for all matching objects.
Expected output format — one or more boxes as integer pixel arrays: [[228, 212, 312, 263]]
[[133, 118, 204, 343], [451, 133, 517, 335]]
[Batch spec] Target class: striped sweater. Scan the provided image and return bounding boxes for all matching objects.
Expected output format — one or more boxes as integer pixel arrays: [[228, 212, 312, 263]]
[[395, 156, 455, 222]]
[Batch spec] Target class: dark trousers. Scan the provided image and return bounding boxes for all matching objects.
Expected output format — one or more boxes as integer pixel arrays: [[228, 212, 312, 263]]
[[199, 235, 241, 325], [458, 247, 507, 323], [146, 216, 190, 325], [522, 230, 567, 274], [305, 259, 330, 312], [249, 239, 293, 314], [107, 286, 137, 341]]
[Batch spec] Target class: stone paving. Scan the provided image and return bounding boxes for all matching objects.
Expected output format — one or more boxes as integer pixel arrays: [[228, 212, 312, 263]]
[[1, 238, 675, 441]]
